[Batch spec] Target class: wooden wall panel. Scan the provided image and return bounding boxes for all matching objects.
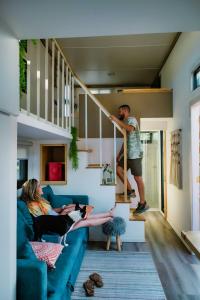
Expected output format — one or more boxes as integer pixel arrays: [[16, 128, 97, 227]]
[[79, 91, 172, 138]]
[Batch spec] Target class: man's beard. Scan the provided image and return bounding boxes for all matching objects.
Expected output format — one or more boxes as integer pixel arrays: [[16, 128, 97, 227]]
[[118, 114, 125, 120]]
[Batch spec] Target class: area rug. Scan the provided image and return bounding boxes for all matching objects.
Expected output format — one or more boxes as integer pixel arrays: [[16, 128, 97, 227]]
[[72, 250, 166, 299]]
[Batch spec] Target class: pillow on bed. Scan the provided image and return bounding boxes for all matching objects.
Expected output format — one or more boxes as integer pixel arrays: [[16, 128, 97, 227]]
[[30, 241, 64, 268]]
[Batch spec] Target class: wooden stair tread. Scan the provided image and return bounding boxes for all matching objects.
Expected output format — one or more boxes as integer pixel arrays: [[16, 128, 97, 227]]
[[181, 231, 200, 259], [129, 208, 146, 221], [115, 194, 131, 204], [78, 149, 93, 153], [86, 163, 102, 169]]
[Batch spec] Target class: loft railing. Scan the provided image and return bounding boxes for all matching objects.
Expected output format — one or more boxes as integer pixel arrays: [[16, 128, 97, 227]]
[[21, 39, 74, 133], [20, 38, 128, 200]]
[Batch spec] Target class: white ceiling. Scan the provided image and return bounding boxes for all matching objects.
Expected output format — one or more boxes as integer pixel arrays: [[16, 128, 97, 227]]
[[1, 0, 200, 39], [58, 33, 177, 86]]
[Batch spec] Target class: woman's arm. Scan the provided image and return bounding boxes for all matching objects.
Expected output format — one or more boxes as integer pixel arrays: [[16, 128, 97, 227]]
[[59, 204, 86, 215], [53, 204, 75, 214], [53, 207, 63, 213]]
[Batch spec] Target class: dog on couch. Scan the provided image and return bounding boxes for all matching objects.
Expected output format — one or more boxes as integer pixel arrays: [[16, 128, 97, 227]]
[[32, 203, 87, 246]]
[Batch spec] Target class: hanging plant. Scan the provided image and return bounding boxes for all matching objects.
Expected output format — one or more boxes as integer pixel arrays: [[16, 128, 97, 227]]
[[19, 39, 37, 95], [69, 127, 79, 170], [19, 40, 27, 95]]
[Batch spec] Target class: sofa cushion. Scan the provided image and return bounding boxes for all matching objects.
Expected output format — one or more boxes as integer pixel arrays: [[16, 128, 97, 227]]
[[42, 185, 54, 201], [67, 195, 89, 205], [17, 200, 34, 228], [66, 227, 88, 244], [49, 194, 73, 208], [43, 227, 88, 245], [47, 237, 84, 297], [17, 210, 36, 259]]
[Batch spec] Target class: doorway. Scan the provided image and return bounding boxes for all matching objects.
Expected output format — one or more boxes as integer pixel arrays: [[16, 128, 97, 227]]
[[141, 131, 161, 209], [191, 100, 200, 230]]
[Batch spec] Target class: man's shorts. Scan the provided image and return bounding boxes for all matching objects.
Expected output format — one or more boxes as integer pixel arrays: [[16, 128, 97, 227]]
[[118, 158, 142, 176]]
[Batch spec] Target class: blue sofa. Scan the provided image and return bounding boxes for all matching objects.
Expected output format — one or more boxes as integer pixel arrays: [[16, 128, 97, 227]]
[[17, 185, 89, 300]]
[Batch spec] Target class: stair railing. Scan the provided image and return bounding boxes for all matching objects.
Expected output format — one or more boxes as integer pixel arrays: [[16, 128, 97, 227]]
[[21, 38, 128, 200], [54, 39, 128, 200]]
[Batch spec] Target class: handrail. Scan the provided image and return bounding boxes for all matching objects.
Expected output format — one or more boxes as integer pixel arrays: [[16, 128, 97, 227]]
[[54, 38, 127, 200], [54, 39, 124, 135]]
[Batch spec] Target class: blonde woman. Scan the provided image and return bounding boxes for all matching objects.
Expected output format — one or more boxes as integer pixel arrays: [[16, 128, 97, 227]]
[[21, 179, 115, 233]]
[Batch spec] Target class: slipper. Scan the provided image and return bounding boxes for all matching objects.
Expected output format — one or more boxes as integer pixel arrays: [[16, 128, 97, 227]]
[[89, 273, 104, 287], [83, 279, 95, 297]]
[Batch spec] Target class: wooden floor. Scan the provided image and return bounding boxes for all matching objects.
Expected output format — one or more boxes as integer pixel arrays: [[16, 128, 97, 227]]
[[88, 212, 200, 300]]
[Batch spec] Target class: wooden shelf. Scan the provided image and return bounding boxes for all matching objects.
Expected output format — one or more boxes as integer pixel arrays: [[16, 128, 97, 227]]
[[86, 163, 103, 169], [78, 149, 93, 153], [40, 144, 67, 185], [41, 180, 67, 185]]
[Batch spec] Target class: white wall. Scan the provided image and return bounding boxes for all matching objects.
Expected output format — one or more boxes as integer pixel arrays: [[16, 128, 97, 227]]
[[0, 21, 19, 116], [0, 22, 18, 300], [161, 32, 200, 236]]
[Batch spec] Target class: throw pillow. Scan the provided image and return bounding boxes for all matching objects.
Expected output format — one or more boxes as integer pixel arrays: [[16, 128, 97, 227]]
[[30, 241, 64, 268], [42, 185, 54, 201], [49, 194, 73, 208]]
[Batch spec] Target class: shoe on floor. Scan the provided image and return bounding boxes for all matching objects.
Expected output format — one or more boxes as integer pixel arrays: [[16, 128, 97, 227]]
[[83, 279, 95, 296], [89, 273, 103, 287], [135, 201, 149, 214]]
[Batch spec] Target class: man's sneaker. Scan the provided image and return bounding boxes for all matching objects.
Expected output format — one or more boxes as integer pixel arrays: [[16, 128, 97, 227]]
[[120, 189, 136, 198], [127, 189, 136, 198], [135, 201, 149, 214]]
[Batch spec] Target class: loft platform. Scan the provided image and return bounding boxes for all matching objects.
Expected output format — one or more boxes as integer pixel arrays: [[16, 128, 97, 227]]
[[17, 111, 72, 140]]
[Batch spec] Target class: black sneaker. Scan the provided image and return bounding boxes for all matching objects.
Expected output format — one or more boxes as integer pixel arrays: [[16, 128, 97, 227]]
[[135, 201, 149, 214], [120, 189, 136, 198], [127, 189, 136, 197]]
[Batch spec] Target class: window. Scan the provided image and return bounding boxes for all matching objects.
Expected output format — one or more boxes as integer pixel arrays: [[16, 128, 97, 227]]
[[193, 65, 200, 90], [140, 132, 153, 144]]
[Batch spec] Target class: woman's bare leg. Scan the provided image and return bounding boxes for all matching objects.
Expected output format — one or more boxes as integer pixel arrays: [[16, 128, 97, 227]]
[[71, 216, 112, 231], [87, 212, 111, 219], [87, 205, 116, 219]]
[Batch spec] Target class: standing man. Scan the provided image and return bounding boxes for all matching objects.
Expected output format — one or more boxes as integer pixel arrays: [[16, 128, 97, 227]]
[[110, 104, 148, 214]]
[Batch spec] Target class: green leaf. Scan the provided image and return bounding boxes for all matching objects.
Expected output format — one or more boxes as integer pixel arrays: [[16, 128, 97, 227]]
[[69, 127, 79, 170]]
